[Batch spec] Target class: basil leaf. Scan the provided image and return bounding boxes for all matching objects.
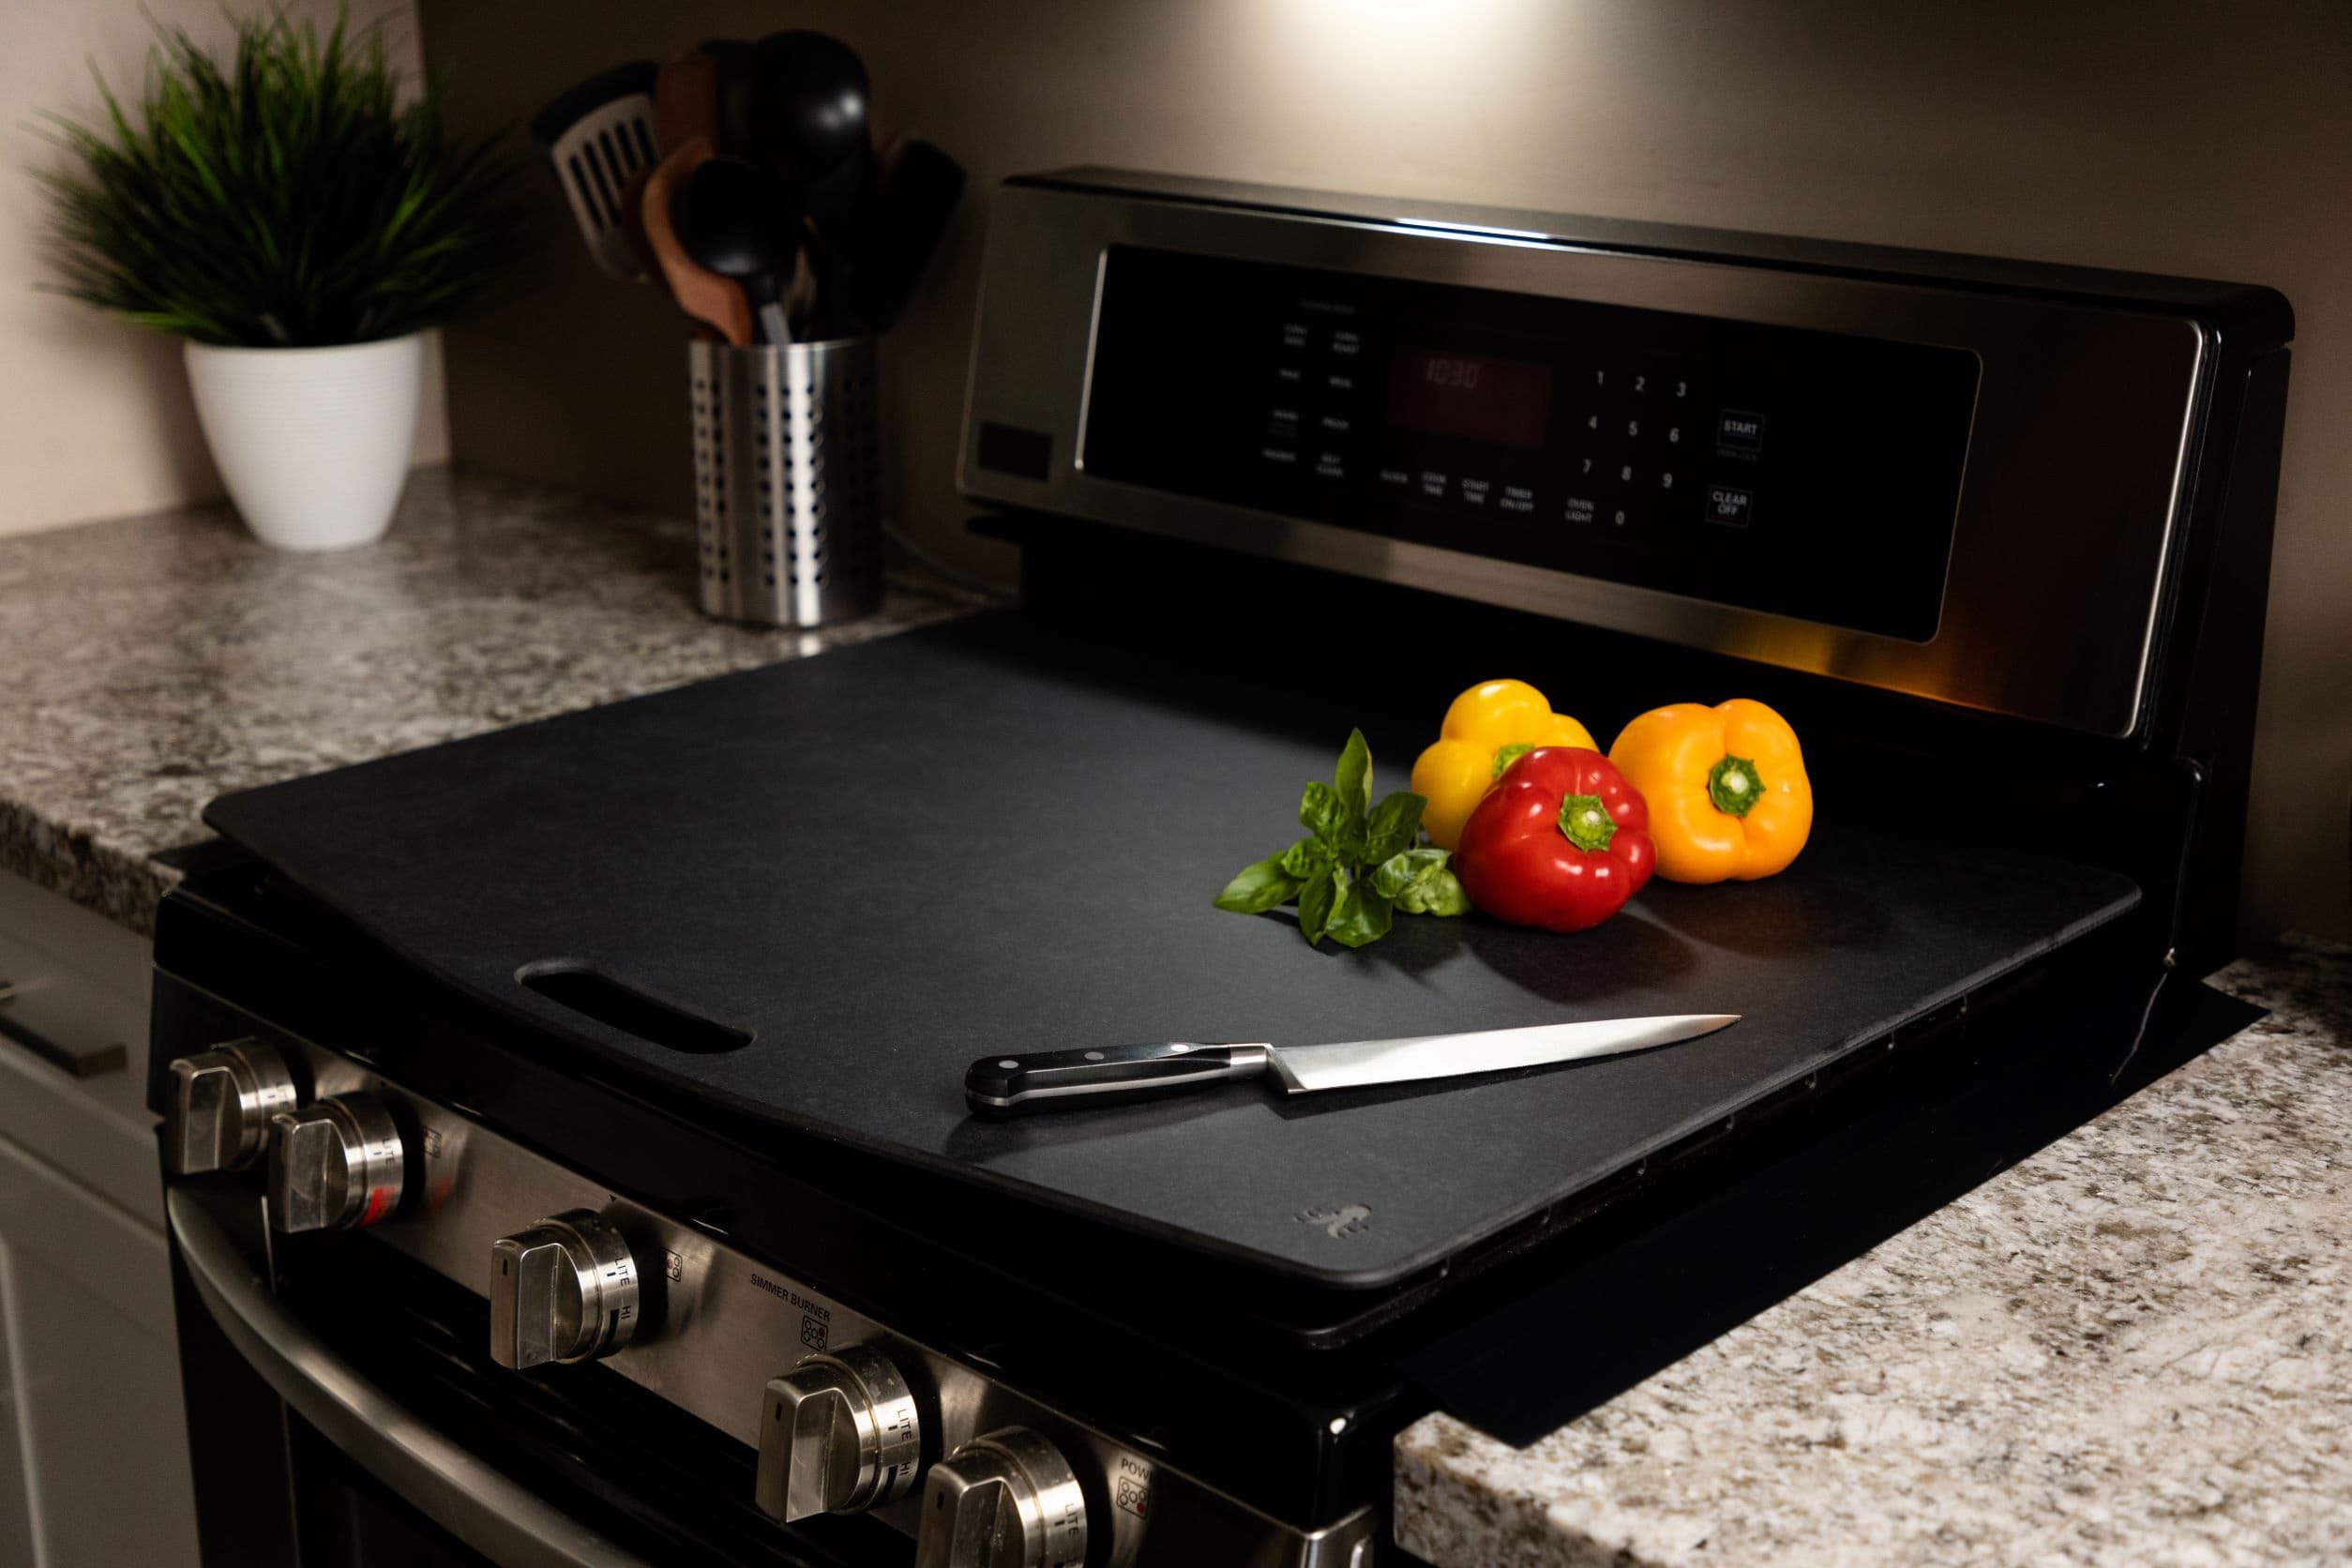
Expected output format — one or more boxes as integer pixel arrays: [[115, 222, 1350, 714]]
[[1399, 866, 1470, 918], [1373, 846, 1449, 901], [1214, 854, 1303, 914], [1229, 731, 1459, 948], [1322, 880, 1396, 948], [1301, 781, 1367, 860], [1299, 781, 1347, 843], [1334, 728, 1374, 820], [1280, 836, 1336, 879], [1296, 865, 1340, 947], [1364, 791, 1426, 864]]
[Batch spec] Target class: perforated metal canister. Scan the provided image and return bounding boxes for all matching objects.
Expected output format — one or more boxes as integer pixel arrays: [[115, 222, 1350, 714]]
[[687, 337, 883, 626]]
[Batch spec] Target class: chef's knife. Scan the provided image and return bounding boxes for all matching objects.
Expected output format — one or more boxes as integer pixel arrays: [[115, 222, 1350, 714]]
[[964, 1014, 1738, 1116]]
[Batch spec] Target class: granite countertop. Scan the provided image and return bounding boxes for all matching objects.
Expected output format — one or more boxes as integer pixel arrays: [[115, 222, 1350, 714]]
[[0, 467, 982, 935], [1396, 937, 2351, 1566]]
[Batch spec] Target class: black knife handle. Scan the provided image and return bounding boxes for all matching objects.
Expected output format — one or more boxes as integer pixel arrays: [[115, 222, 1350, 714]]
[[964, 1042, 1273, 1117]]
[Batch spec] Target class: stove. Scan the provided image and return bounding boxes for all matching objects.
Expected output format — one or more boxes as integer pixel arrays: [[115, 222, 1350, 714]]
[[152, 171, 2290, 1568]]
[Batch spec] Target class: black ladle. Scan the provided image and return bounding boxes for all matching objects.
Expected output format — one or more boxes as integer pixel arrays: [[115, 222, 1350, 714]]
[[728, 31, 869, 188], [716, 31, 873, 339], [674, 155, 804, 346]]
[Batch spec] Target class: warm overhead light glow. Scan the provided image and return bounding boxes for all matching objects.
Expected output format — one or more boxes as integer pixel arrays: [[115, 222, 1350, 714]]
[[1285, 0, 1541, 47], [1250, 0, 1578, 148]]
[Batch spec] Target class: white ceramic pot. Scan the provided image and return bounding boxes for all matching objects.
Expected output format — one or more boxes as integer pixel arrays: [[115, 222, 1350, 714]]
[[184, 333, 424, 551]]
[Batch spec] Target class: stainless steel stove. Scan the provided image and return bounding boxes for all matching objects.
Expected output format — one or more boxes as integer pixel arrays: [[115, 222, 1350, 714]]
[[152, 171, 2290, 1568]]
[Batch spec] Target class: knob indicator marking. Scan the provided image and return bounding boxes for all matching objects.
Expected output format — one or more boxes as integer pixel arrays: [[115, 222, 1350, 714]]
[[267, 1093, 405, 1233], [166, 1040, 297, 1175], [756, 1346, 921, 1521], [916, 1426, 1087, 1568], [490, 1208, 641, 1369]]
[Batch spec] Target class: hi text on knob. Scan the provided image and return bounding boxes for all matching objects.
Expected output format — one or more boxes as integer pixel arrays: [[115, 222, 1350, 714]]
[[165, 1039, 299, 1175], [756, 1346, 922, 1522], [267, 1093, 407, 1233], [490, 1208, 642, 1370], [915, 1426, 1088, 1568]]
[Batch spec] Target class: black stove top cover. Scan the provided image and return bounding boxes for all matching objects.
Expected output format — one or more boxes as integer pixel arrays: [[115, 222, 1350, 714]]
[[204, 613, 2137, 1286]]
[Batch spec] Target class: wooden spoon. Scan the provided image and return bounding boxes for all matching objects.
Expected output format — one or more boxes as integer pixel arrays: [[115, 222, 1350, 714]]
[[639, 137, 753, 347], [615, 165, 659, 279], [654, 50, 720, 156]]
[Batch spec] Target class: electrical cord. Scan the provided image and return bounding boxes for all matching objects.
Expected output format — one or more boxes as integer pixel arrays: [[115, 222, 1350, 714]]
[[882, 522, 1007, 598]]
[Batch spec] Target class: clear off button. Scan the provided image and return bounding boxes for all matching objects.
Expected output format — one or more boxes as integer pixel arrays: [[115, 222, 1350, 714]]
[[1706, 484, 1756, 527]]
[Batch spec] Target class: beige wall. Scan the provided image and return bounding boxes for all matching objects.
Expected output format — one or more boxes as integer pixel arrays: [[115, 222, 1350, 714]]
[[0, 0, 447, 537], [419, 0, 2352, 943]]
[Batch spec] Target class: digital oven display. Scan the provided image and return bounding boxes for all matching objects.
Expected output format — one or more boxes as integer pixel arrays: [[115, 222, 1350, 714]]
[[1387, 348, 1553, 448]]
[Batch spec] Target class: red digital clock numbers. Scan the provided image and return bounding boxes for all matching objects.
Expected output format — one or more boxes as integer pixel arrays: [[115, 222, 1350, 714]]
[[1388, 347, 1553, 447]]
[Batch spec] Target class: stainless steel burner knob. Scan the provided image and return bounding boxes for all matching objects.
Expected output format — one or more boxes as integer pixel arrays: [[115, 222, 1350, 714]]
[[755, 1346, 922, 1521], [915, 1426, 1087, 1568], [489, 1208, 641, 1370], [267, 1093, 406, 1232], [166, 1040, 299, 1175]]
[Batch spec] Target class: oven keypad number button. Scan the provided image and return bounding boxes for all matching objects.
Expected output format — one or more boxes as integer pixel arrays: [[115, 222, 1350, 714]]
[[917, 1425, 1088, 1568], [267, 1093, 405, 1232], [489, 1207, 641, 1369], [756, 1345, 922, 1521], [165, 1039, 299, 1175]]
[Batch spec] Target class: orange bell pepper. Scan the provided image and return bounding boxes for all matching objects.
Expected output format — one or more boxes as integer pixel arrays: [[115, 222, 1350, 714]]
[[1606, 700, 1813, 882], [1410, 680, 1597, 851]]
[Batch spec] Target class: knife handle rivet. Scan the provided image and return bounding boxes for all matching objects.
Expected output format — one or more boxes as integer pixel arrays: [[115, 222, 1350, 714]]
[[1083, 1050, 1105, 1061], [996, 1059, 1019, 1069]]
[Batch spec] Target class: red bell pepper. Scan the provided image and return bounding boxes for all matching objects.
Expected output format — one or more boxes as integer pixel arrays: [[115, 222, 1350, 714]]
[[1454, 747, 1655, 932]]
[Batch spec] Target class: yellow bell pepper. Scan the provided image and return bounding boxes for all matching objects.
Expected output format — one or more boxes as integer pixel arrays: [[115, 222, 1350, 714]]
[[1606, 700, 1812, 882], [1411, 680, 1597, 851]]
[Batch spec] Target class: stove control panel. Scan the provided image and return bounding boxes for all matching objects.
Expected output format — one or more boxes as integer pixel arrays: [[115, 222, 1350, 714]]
[[165, 1038, 298, 1175], [917, 1426, 1088, 1568], [267, 1093, 405, 1232], [490, 1208, 642, 1369], [1079, 246, 1979, 643], [757, 1347, 922, 1521], [967, 175, 2232, 736]]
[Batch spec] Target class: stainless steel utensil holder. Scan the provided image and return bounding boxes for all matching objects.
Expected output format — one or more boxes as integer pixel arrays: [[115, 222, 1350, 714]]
[[689, 338, 882, 627]]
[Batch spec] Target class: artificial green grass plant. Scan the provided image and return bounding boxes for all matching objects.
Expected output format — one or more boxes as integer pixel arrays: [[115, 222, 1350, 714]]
[[38, 10, 517, 347]]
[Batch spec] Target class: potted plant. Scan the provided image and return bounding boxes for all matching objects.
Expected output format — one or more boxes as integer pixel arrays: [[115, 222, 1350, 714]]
[[38, 12, 515, 551]]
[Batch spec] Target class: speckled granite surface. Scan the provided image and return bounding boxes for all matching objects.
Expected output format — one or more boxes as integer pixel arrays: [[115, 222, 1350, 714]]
[[0, 468, 981, 935], [1395, 936, 2351, 1566]]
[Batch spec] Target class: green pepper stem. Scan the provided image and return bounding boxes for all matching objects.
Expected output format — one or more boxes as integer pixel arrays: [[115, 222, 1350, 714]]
[[1491, 743, 1537, 782], [1708, 754, 1764, 818], [1557, 792, 1617, 852]]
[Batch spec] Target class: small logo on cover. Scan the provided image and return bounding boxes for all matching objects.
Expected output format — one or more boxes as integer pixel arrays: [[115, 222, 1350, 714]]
[[1297, 1203, 1372, 1240]]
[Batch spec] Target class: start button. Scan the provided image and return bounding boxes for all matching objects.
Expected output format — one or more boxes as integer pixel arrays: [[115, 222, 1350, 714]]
[[1716, 409, 1765, 450]]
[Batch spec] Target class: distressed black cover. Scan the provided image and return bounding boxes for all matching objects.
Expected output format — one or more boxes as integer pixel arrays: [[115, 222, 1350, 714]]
[[205, 612, 2138, 1285]]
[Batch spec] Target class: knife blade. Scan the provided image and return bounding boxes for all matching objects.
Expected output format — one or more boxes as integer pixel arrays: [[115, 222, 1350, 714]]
[[963, 1014, 1738, 1116]]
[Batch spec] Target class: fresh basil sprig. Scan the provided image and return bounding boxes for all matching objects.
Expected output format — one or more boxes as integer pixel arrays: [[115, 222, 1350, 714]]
[[1214, 730, 1470, 947]]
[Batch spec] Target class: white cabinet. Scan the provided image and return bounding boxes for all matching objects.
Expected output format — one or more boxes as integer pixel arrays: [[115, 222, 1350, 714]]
[[0, 1134, 201, 1568], [0, 870, 199, 1568]]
